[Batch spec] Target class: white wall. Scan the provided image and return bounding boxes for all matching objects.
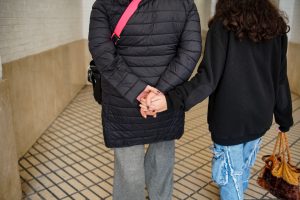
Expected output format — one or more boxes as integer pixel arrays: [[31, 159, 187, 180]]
[[82, 0, 95, 39], [0, 0, 83, 64], [0, 0, 299, 64], [194, 0, 212, 31], [196, 0, 300, 44], [210, 0, 217, 18], [289, 1, 300, 43], [279, 0, 300, 43], [279, 0, 295, 41]]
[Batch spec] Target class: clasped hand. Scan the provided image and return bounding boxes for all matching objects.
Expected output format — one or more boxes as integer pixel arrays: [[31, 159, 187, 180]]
[[137, 85, 167, 118]]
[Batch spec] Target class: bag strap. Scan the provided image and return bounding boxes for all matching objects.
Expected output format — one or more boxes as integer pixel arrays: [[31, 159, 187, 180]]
[[111, 0, 142, 45], [272, 133, 281, 156], [281, 133, 292, 163], [272, 132, 292, 163]]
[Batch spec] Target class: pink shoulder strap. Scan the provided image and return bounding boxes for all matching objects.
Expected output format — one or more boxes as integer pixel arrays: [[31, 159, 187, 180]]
[[111, 0, 142, 44]]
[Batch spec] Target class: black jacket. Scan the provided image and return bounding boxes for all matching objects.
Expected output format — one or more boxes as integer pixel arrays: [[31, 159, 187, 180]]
[[167, 21, 294, 145], [89, 0, 202, 148]]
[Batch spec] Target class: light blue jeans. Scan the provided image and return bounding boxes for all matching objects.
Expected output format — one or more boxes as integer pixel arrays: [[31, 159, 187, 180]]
[[211, 138, 261, 200], [113, 140, 175, 200]]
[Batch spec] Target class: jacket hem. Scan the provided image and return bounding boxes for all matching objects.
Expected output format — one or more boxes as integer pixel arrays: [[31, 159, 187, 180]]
[[104, 132, 183, 148], [211, 129, 268, 146]]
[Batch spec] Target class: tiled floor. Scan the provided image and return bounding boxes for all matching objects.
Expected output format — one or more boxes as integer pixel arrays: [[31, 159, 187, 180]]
[[20, 85, 300, 200]]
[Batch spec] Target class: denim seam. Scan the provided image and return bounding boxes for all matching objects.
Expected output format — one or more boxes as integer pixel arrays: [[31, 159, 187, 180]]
[[225, 147, 243, 200], [243, 139, 261, 169]]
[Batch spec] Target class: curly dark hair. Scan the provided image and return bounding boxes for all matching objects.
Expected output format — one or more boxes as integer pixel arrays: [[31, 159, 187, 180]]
[[209, 0, 289, 42]]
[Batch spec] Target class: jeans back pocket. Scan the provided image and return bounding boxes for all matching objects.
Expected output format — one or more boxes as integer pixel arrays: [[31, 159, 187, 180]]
[[211, 146, 228, 186]]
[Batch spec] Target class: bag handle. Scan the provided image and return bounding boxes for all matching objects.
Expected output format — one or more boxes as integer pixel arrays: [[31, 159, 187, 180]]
[[272, 132, 292, 164], [111, 0, 142, 45], [272, 132, 283, 157], [281, 133, 292, 164]]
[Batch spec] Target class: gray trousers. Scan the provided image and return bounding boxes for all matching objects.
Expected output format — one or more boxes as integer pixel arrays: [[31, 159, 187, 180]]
[[113, 140, 175, 200]]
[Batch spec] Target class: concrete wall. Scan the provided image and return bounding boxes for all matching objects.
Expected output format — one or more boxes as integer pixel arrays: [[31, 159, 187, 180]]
[[279, 0, 300, 95], [3, 40, 88, 158], [286, 0, 300, 95], [0, 0, 83, 64], [0, 56, 2, 79], [287, 43, 300, 96], [0, 1, 89, 198], [0, 80, 22, 200], [82, 0, 96, 78], [0, 0, 89, 158]]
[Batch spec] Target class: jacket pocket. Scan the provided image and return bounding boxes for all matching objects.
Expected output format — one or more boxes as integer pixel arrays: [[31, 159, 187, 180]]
[[211, 145, 228, 186]]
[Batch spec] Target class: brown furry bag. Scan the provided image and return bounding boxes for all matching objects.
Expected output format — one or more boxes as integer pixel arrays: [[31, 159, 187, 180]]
[[257, 132, 300, 200]]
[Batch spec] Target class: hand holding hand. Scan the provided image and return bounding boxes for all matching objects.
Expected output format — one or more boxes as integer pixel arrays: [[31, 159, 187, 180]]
[[137, 85, 167, 118], [145, 92, 167, 113], [139, 98, 157, 118], [136, 85, 161, 102]]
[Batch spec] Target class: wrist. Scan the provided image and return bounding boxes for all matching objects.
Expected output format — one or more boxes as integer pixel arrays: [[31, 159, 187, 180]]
[[165, 94, 171, 110], [279, 126, 289, 133]]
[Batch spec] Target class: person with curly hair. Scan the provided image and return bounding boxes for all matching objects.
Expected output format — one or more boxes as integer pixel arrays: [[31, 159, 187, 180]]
[[141, 0, 294, 199]]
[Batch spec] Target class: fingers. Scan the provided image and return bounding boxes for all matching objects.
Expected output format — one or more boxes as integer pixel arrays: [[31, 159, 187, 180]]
[[148, 94, 164, 108], [140, 98, 147, 106], [139, 98, 157, 118], [147, 110, 157, 118], [137, 85, 156, 102], [144, 85, 161, 94], [139, 108, 157, 118], [138, 86, 163, 118], [140, 108, 147, 119], [148, 94, 167, 112], [139, 104, 148, 110], [136, 90, 149, 102], [149, 95, 164, 103], [137, 85, 161, 103], [146, 92, 158, 107]]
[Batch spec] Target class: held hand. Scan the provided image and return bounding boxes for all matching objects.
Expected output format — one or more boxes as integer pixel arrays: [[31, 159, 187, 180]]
[[146, 92, 167, 113], [139, 98, 157, 118], [144, 85, 161, 94], [136, 85, 161, 102], [146, 91, 159, 107], [141, 86, 163, 109], [139, 92, 167, 118], [137, 85, 162, 118]]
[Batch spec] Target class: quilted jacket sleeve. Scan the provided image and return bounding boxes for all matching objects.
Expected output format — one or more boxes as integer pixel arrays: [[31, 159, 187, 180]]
[[155, 1, 202, 93], [88, 0, 147, 104], [165, 21, 229, 111]]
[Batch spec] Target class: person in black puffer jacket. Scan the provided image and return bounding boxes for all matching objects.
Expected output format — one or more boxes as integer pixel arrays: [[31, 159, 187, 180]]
[[88, 0, 201, 199]]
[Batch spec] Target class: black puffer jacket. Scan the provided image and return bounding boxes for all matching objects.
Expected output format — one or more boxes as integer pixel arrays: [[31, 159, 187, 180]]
[[89, 0, 201, 148]]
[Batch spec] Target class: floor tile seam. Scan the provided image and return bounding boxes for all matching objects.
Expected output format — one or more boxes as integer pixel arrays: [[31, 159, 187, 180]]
[[21, 143, 113, 199]]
